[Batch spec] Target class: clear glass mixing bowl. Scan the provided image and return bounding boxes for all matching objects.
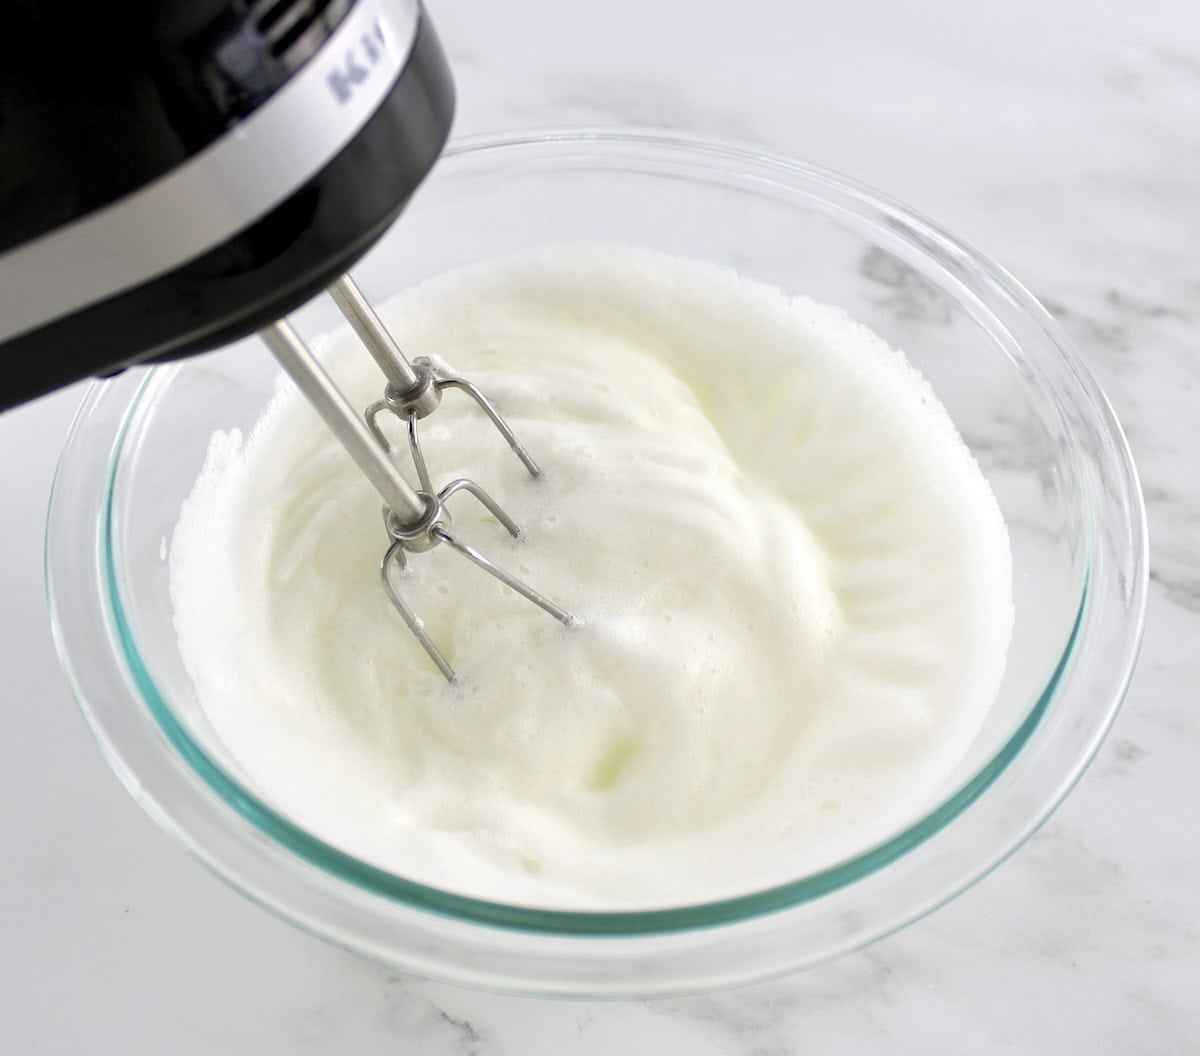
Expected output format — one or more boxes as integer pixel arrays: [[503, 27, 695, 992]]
[[46, 130, 1147, 997]]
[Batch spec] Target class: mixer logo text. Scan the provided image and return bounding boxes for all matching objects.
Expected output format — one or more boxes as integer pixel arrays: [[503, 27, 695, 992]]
[[326, 21, 389, 105]]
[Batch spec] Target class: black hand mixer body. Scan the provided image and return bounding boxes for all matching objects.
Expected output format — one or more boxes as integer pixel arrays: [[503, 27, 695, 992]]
[[0, 0, 454, 409]]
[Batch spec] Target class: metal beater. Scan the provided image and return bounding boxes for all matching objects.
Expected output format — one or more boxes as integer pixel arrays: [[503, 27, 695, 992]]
[[259, 275, 574, 683]]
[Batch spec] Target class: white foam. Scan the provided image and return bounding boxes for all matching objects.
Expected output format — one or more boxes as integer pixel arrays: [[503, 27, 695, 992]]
[[169, 245, 1013, 909]]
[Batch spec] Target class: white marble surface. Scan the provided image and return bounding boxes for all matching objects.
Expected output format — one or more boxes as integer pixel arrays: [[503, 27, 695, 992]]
[[2, 0, 1197, 1051]]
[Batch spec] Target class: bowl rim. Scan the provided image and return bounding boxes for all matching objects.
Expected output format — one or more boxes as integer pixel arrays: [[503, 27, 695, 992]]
[[46, 127, 1148, 993]]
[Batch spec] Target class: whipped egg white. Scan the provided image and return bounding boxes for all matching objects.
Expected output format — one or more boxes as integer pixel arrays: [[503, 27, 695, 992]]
[[170, 245, 1012, 909]]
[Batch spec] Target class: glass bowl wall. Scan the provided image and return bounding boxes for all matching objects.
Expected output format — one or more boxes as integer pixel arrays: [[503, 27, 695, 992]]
[[46, 130, 1146, 997]]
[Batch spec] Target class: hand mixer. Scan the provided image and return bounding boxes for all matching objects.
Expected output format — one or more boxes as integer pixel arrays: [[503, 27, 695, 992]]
[[0, 0, 572, 679]]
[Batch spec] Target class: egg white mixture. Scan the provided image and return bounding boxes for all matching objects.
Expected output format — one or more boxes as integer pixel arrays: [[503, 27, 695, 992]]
[[170, 245, 1012, 908]]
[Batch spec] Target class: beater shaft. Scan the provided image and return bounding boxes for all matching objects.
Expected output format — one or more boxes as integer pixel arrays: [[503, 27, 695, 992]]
[[260, 320, 427, 524], [328, 275, 422, 395]]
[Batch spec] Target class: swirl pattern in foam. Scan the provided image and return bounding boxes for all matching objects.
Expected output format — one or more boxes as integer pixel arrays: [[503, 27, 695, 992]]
[[169, 245, 1013, 909]]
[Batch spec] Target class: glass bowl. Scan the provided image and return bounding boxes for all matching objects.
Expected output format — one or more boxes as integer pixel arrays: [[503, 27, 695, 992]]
[[46, 129, 1147, 998]]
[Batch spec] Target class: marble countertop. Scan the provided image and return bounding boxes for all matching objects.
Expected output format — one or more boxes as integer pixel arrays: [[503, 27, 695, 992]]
[[2, 1, 1196, 1051]]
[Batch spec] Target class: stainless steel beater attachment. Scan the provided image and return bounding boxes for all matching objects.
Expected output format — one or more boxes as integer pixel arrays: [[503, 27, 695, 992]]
[[327, 276, 542, 495], [259, 279, 573, 683]]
